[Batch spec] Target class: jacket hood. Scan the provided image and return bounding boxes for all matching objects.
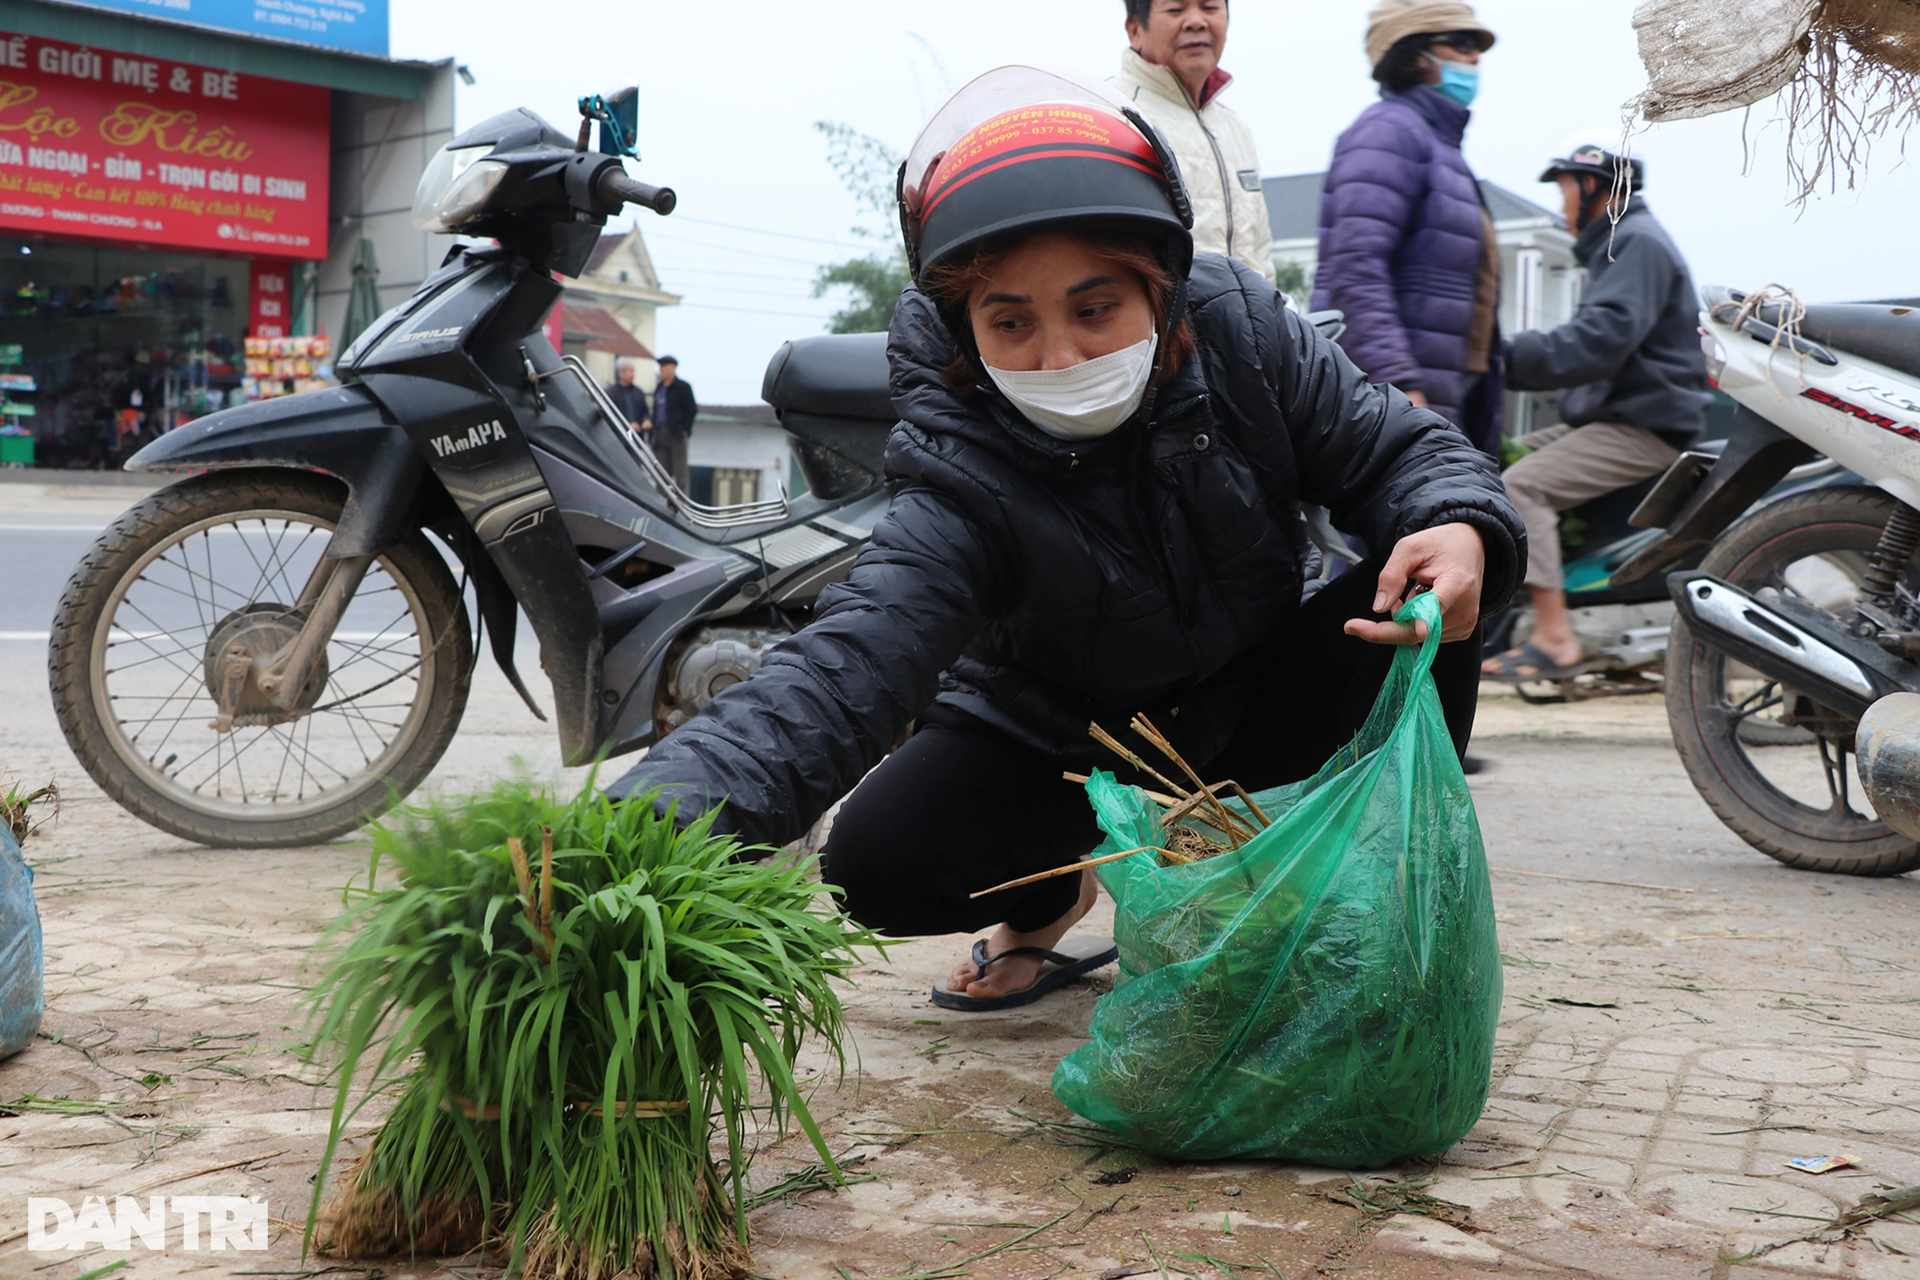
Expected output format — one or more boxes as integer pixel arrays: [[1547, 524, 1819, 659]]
[[1381, 83, 1470, 147], [887, 278, 1210, 472], [1118, 46, 1234, 109]]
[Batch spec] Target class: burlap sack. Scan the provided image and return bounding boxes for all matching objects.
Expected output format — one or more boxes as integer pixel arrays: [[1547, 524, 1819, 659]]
[[1632, 0, 1819, 121], [1633, 0, 1920, 195]]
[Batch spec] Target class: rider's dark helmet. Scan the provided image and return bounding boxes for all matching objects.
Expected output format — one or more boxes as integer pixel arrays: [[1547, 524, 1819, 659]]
[[898, 68, 1194, 286], [1539, 130, 1646, 193]]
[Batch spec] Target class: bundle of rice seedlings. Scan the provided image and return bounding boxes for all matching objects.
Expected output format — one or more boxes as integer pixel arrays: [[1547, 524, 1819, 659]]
[[303, 779, 879, 1279]]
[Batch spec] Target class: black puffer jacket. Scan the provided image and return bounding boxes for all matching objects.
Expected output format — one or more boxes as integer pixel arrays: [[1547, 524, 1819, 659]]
[[607, 255, 1525, 846]]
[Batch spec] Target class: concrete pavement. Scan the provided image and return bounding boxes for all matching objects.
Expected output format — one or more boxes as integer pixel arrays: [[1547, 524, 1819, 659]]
[[0, 480, 1917, 1279]]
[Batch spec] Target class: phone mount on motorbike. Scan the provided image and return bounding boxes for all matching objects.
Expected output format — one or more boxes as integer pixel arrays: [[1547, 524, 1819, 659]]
[[579, 88, 640, 159]]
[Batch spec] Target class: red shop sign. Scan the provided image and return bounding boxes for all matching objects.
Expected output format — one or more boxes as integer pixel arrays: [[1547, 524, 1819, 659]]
[[251, 258, 291, 338], [0, 33, 330, 258]]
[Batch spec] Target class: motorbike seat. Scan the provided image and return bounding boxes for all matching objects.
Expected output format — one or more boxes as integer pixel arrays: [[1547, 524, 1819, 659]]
[[1792, 304, 1920, 382], [762, 333, 894, 421]]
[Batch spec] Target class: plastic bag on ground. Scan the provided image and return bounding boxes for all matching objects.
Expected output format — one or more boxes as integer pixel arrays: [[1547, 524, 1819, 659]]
[[1052, 592, 1500, 1167], [0, 824, 43, 1059]]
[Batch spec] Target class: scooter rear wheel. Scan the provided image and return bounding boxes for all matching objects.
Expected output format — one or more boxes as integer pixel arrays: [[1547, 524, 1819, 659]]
[[1666, 486, 1920, 876], [48, 470, 473, 848]]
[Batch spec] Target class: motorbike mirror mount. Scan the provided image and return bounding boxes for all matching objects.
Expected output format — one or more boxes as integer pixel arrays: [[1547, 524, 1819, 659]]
[[578, 88, 640, 160]]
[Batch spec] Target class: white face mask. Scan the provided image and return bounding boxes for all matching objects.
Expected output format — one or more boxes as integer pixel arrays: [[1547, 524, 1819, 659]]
[[984, 333, 1158, 441]]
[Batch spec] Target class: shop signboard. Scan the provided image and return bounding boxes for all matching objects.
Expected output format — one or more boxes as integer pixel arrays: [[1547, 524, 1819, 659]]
[[0, 33, 330, 258], [250, 258, 290, 337], [58, 0, 387, 58]]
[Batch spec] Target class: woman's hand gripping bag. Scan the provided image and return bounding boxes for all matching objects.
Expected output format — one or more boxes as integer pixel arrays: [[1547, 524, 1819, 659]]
[[1053, 592, 1500, 1167], [0, 824, 43, 1060]]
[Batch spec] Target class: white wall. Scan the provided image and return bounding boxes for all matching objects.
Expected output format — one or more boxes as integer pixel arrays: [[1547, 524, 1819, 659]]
[[317, 61, 458, 342], [688, 420, 792, 503]]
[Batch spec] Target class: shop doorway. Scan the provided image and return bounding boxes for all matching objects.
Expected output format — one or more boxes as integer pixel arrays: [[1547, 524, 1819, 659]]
[[0, 238, 251, 470]]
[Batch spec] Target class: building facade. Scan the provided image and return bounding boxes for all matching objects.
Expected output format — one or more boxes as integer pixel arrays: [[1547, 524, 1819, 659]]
[[561, 229, 679, 388], [0, 0, 451, 469], [1264, 173, 1582, 437]]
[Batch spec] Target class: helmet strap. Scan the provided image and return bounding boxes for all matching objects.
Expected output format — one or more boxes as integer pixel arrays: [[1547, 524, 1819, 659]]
[[1130, 233, 1192, 429], [1576, 174, 1611, 232]]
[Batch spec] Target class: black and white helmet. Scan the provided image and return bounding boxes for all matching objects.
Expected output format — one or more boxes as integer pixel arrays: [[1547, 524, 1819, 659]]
[[1538, 129, 1645, 192]]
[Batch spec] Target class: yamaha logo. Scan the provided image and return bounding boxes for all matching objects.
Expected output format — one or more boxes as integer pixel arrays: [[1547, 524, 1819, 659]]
[[428, 420, 508, 457]]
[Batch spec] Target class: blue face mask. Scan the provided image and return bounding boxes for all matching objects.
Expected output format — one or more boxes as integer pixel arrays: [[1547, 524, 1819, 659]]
[[1433, 58, 1479, 107]]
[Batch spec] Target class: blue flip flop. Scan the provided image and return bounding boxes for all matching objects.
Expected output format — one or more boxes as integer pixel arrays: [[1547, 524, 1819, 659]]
[[930, 935, 1119, 1012]]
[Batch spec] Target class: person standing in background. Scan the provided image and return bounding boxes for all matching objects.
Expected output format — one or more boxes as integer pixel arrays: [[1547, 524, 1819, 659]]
[[648, 355, 697, 493], [1112, 0, 1276, 283], [604, 356, 650, 437], [1311, 0, 1502, 454]]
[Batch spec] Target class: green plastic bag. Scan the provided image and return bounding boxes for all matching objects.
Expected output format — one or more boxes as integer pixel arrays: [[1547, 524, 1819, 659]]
[[1052, 592, 1500, 1167]]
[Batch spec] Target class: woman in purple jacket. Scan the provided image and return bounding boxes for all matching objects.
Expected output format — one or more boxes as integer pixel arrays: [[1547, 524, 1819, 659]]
[[1311, 0, 1501, 454]]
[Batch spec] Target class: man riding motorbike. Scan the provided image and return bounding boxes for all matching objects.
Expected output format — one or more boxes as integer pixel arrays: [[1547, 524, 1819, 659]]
[[608, 69, 1524, 1012], [1482, 132, 1712, 681]]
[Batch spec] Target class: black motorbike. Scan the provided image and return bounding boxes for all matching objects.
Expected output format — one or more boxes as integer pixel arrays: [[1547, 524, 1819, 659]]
[[46, 92, 901, 846]]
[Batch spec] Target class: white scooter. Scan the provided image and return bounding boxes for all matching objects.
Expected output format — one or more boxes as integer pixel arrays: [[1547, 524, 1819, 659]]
[[1616, 287, 1920, 876]]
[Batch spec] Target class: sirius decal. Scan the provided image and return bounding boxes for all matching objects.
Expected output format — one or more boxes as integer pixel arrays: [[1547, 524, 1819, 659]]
[[1802, 386, 1920, 441]]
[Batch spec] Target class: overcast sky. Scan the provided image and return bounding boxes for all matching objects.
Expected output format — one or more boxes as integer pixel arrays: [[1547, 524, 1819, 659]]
[[393, 0, 1920, 404]]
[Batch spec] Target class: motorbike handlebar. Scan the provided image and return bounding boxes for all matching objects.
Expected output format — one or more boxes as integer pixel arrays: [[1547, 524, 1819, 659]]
[[598, 169, 676, 216]]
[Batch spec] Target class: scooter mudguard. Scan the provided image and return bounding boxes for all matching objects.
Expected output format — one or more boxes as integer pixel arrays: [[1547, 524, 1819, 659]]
[[360, 368, 608, 767], [124, 384, 440, 560], [1612, 407, 1814, 585]]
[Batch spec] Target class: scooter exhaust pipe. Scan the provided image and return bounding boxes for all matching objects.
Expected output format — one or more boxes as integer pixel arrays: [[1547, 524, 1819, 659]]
[[1667, 572, 1883, 720], [1858, 693, 1920, 842]]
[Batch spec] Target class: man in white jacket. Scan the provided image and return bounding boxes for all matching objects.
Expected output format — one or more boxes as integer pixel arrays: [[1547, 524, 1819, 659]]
[[1112, 0, 1276, 283]]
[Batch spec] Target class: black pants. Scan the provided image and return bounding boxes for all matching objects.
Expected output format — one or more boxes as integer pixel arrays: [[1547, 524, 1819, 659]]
[[820, 564, 1483, 938], [649, 429, 691, 492]]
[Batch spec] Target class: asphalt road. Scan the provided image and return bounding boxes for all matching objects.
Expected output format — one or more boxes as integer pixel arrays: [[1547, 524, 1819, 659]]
[[0, 518, 103, 638]]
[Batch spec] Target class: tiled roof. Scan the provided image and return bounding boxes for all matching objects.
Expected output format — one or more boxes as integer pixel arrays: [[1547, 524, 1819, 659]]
[[561, 299, 651, 358], [584, 232, 628, 278]]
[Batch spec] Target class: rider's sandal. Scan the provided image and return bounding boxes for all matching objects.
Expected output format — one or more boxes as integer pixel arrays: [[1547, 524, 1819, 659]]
[[1481, 640, 1591, 684], [929, 935, 1119, 1012]]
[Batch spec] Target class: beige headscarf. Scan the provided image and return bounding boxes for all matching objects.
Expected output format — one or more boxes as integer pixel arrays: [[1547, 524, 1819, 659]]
[[1365, 0, 1496, 70]]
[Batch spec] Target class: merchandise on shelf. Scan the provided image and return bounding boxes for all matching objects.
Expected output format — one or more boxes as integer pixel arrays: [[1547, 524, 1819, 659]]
[[244, 335, 336, 400]]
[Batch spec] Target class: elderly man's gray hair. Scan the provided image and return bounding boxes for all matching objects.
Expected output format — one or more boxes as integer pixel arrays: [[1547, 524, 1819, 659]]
[[614, 356, 638, 373]]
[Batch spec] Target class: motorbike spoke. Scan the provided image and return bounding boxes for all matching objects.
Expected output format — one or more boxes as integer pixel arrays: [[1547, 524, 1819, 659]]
[[247, 519, 316, 604], [1814, 734, 1860, 818], [226, 727, 250, 802], [1722, 680, 1782, 719], [91, 508, 442, 821], [104, 632, 207, 679], [116, 668, 209, 756], [107, 600, 208, 682], [118, 567, 236, 618], [327, 631, 422, 680], [320, 675, 382, 767]]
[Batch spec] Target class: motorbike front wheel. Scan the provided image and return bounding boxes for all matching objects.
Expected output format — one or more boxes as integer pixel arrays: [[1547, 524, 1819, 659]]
[[49, 471, 474, 847], [1666, 486, 1920, 876]]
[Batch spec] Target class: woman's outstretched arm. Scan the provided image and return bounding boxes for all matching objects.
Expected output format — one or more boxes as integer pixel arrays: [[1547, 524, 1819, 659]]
[[605, 488, 1006, 848]]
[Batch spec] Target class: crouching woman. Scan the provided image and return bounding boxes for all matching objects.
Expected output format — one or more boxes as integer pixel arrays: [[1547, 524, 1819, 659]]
[[609, 71, 1525, 1012]]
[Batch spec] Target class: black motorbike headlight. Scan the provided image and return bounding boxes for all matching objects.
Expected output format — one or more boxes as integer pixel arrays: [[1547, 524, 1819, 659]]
[[413, 143, 508, 232]]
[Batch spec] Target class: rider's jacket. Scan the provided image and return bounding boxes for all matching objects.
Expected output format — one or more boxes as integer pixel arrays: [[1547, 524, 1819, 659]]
[[1506, 202, 1712, 446], [610, 255, 1525, 846]]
